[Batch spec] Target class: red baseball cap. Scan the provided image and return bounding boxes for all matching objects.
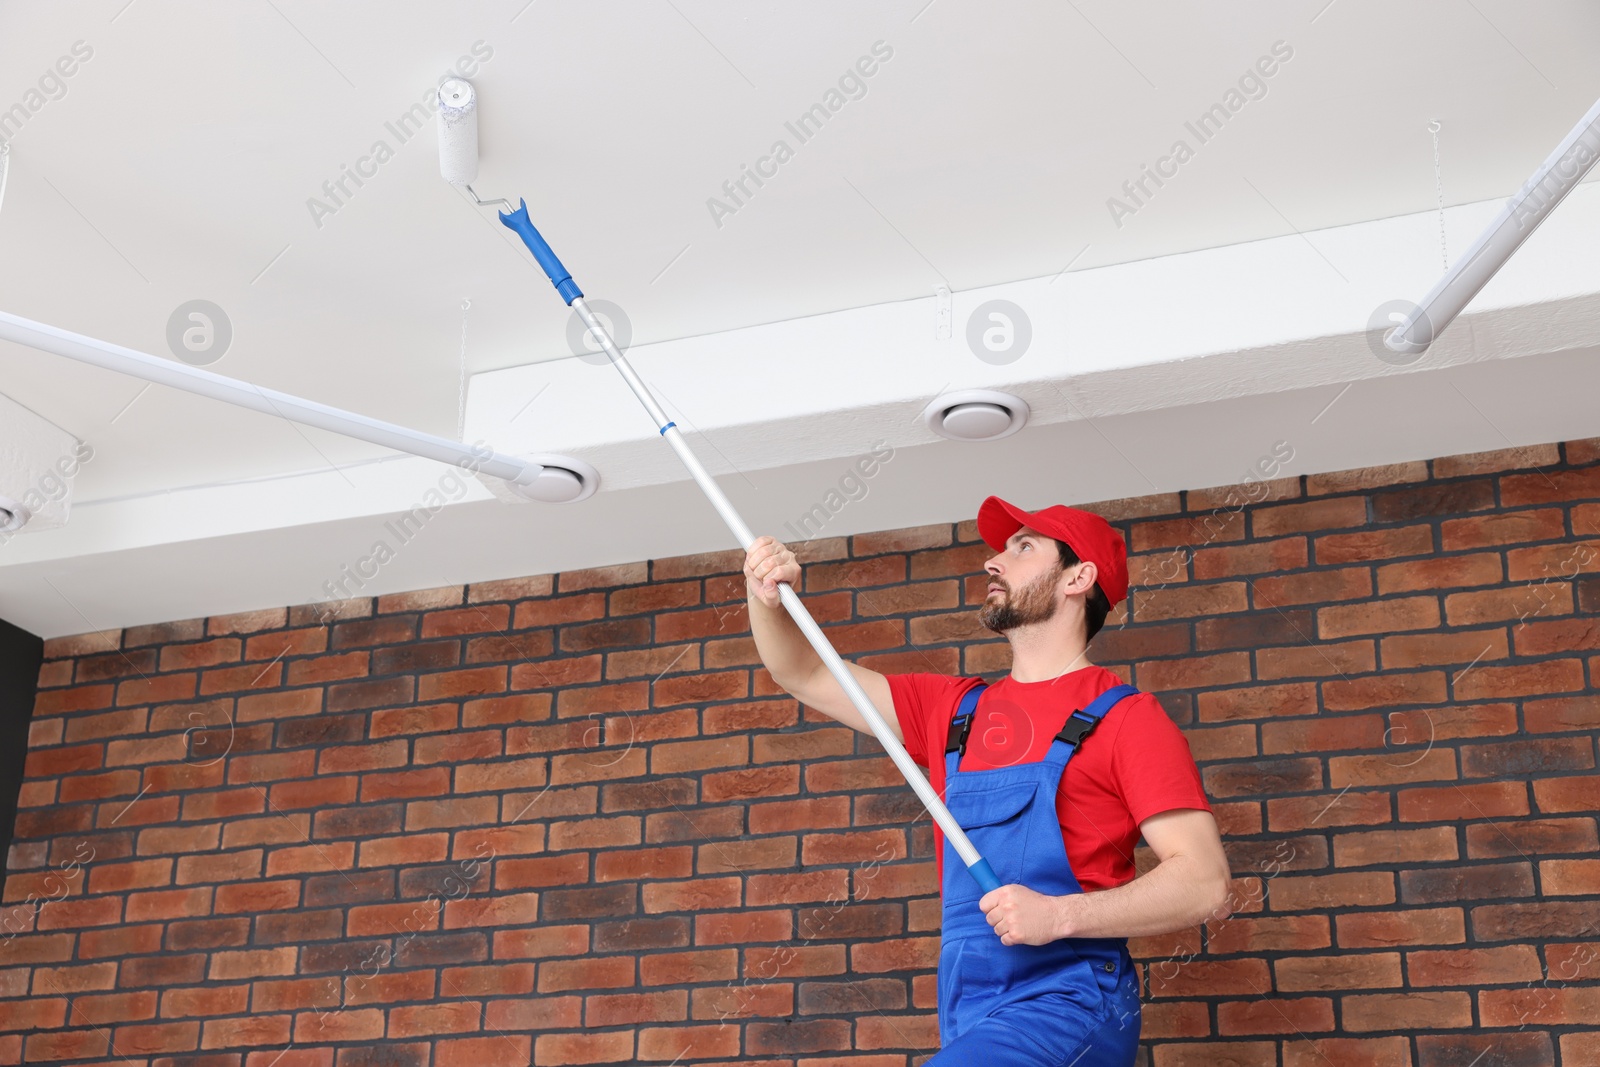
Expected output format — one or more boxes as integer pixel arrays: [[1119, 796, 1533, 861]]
[[976, 496, 1129, 608]]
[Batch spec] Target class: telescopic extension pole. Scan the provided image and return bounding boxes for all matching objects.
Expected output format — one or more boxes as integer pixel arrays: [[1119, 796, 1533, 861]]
[[497, 199, 1002, 897], [1385, 95, 1600, 355]]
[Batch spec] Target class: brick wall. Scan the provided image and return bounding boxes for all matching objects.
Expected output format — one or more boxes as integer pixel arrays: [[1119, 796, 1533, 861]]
[[3, 436, 1598, 1067]]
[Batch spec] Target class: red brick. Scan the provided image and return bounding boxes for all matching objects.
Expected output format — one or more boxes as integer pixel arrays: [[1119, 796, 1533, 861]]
[[126, 886, 213, 922], [1205, 914, 1330, 955], [208, 947, 297, 979], [1261, 715, 1384, 754], [1216, 995, 1334, 1035], [1441, 507, 1566, 550], [25, 743, 104, 776], [236, 687, 323, 721], [1398, 781, 1529, 822], [1256, 639, 1377, 680], [1307, 462, 1427, 495], [1458, 659, 1585, 700], [1541, 858, 1600, 896], [27, 1030, 112, 1059], [223, 812, 311, 849], [160, 638, 243, 671], [1533, 774, 1600, 813], [1402, 862, 1534, 904], [34, 683, 116, 715], [1144, 957, 1272, 998], [1270, 871, 1395, 912], [1332, 826, 1457, 867], [42, 629, 123, 658], [1524, 694, 1600, 733], [1267, 793, 1395, 831], [78, 927, 171, 959], [1136, 652, 1252, 691], [35, 895, 122, 930], [32, 960, 120, 991], [1185, 724, 1258, 761], [1380, 628, 1507, 668], [1466, 817, 1598, 858], [1133, 582, 1249, 622], [1153, 1041, 1278, 1066], [1480, 985, 1600, 1027], [1407, 944, 1542, 987], [1319, 596, 1440, 639], [86, 858, 173, 894], [703, 763, 799, 801], [58, 769, 142, 802], [384, 1001, 482, 1037], [270, 776, 359, 811], [1274, 951, 1402, 991], [1317, 524, 1434, 565], [1506, 539, 1600, 582], [1502, 464, 1600, 505], [1344, 991, 1471, 1031], [1516, 615, 1600, 657], [537, 954, 634, 993], [1196, 682, 1317, 722], [0, 996, 68, 1028], [286, 652, 366, 685], [1388, 702, 1516, 742], [1318, 671, 1446, 713], [532, 1031, 633, 1065], [1328, 748, 1456, 788], [1191, 536, 1308, 580], [214, 880, 301, 913], [1336, 908, 1464, 949], [1253, 496, 1367, 537], [1139, 1000, 1212, 1041], [1564, 1033, 1600, 1067], [70, 988, 160, 1024]]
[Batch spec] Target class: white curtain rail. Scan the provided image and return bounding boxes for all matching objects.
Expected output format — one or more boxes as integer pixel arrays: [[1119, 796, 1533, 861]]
[[0, 309, 544, 486]]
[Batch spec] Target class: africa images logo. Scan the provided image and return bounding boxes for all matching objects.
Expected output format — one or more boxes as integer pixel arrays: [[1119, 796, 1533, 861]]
[[965, 695, 1035, 768]]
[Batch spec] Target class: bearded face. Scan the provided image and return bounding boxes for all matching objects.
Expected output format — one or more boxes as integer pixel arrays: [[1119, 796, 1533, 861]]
[[978, 565, 1061, 633]]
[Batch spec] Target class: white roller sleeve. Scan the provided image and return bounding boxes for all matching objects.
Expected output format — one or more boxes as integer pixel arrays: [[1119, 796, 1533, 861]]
[[437, 78, 480, 186]]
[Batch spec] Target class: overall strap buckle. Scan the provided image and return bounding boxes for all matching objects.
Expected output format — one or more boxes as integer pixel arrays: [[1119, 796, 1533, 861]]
[[1053, 683, 1140, 750], [945, 682, 988, 756]]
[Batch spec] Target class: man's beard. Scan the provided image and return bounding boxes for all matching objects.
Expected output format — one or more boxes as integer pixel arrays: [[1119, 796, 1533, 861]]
[[978, 570, 1060, 633]]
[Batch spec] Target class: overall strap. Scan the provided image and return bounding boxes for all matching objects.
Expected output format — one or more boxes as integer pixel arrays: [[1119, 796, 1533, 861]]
[[1052, 683, 1140, 752], [943, 682, 987, 772]]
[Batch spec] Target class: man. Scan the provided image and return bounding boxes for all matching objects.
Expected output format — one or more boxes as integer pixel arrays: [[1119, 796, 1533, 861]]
[[744, 495, 1231, 1065]]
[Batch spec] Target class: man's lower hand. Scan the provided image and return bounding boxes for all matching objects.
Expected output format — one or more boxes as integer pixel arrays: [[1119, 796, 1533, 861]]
[[979, 884, 1075, 946]]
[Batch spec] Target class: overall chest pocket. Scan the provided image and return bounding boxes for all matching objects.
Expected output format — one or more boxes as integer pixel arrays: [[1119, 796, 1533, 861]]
[[943, 783, 1039, 901]]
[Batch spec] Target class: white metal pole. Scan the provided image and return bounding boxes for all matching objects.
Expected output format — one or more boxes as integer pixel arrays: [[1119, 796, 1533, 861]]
[[1386, 95, 1600, 355], [0, 310, 545, 486], [567, 296, 1000, 891]]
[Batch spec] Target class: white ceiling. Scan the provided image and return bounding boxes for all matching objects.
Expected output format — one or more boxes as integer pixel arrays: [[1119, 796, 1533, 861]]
[[2, 0, 1599, 636]]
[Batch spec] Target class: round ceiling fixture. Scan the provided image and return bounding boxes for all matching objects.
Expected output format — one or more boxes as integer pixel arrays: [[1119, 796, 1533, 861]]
[[0, 494, 29, 534], [505, 454, 601, 504], [922, 389, 1030, 442]]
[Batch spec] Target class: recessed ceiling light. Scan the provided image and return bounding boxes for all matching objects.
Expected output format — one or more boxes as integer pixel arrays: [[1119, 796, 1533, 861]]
[[0, 494, 29, 533], [922, 389, 1030, 442]]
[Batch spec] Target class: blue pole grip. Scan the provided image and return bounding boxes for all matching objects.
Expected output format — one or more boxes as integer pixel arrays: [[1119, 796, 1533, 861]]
[[967, 857, 1000, 894], [499, 198, 583, 305]]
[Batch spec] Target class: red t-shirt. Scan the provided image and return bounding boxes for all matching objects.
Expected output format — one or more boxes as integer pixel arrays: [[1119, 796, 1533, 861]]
[[888, 665, 1211, 893]]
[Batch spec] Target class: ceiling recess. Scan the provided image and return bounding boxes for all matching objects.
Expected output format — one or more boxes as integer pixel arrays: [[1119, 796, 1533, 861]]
[[0, 496, 26, 534], [922, 389, 1031, 442], [501, 454, 602, 504]]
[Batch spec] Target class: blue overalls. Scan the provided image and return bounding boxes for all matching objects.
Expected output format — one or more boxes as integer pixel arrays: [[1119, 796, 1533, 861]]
[[929, 683, 1144, 1067]]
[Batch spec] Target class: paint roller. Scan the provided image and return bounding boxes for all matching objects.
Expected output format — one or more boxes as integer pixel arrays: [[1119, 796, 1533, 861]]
[[436, 78, 1006, 900], [436, 78, 480, 186]]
